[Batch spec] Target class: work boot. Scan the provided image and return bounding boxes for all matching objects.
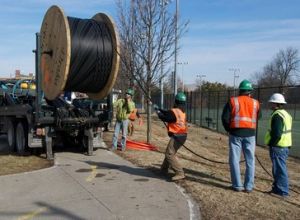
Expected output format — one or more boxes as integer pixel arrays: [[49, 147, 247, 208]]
[[265, 190, 289, 199], [160, 168, 170, 176], [160, 166, 174, 175], [171, 173, 185, 181]]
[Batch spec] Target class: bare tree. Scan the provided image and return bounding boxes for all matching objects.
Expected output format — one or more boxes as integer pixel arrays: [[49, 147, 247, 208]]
[[163, 72, 174, 94], [116, 0, 187, 143], [256, 47, 299, 89]]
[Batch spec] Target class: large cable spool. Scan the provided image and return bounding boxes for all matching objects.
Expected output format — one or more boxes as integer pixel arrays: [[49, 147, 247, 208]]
[[40, 5, 120, 100]]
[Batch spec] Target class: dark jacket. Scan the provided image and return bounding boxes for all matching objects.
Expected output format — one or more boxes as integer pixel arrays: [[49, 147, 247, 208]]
[[268, 112, 284, 147], [157, 109, 176, 123]]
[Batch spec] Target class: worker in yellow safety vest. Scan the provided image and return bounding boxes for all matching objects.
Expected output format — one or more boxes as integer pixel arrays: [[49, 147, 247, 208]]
[[156, 92, 187, 181], [264, 93, 292, 197], [111, 88, 135, 151]]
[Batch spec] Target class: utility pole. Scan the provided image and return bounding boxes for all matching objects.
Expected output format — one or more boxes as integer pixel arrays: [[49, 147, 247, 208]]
[[229, 68, 239, 95], [173, 0, 179, 95], [160, 0, 169, 108], [178, 61, 188, 91]]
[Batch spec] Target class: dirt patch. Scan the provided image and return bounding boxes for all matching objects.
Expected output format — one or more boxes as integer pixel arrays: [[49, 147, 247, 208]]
[[103, 116, 300, 220], [0, 154, 53, 176], [0, 136, 53, 176]]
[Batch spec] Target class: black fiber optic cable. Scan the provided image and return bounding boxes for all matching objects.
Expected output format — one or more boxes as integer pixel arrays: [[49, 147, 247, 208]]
[[64, 17, 113, 93]]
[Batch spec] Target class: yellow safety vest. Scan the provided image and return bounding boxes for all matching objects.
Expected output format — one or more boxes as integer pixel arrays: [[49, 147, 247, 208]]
[[264, 109, 292, 147]]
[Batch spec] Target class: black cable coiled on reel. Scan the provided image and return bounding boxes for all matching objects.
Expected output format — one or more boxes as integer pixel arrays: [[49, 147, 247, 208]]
[[64, 17, 113, 93]]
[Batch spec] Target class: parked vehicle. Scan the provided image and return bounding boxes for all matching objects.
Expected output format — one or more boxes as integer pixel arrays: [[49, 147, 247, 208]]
[[0, 35, 112, 159]]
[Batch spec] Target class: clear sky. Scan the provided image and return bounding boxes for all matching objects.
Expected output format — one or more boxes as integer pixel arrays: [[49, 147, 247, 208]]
[[1, 0, 300, 86]]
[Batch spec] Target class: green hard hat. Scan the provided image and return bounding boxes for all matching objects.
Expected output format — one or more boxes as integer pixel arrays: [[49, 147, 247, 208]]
[[175, 92, 186, 102], [239, 80, 253, 91], [126, 88, 134, 96]]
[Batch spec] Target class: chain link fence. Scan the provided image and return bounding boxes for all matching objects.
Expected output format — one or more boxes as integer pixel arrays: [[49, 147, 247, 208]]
[[153, 85, 300, 158]]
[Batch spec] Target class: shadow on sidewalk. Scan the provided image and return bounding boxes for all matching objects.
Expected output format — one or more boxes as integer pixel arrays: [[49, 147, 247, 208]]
[[84, 161, 170, 181]]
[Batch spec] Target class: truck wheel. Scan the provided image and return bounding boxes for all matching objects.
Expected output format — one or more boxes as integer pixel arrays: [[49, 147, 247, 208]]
[[7, 119, 16, 152], [16, 122, 28, 155]]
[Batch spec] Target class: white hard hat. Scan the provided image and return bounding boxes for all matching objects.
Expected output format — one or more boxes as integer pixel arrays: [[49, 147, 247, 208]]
[[268, 93, 287, 104]]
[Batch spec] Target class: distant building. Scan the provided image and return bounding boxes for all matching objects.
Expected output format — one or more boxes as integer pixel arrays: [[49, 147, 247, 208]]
[[0, 70, 35, 81], [15, 69, 21, 78], [15, 70, 34, 79]]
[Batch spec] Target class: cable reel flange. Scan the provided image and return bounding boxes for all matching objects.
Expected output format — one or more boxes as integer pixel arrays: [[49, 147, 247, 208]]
[[40, 5, 120, 100]]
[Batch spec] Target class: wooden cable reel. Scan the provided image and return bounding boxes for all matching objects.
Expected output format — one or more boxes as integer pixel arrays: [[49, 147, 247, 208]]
[[40, 5, 120, 100]]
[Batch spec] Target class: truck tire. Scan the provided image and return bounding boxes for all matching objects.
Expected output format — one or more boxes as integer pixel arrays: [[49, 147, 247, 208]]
[[16, 122, 28, 155], [7, 119, 16, 152]]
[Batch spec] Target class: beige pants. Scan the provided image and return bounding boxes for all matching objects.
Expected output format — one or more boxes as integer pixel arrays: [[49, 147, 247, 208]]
[[161, 135, 187, 175]]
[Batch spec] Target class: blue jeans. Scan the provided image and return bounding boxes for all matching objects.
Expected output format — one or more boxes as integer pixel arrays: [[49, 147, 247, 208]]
[[269, 146, 289, 196], [229, 135, 256, 191], [112, 119, 129, 151]]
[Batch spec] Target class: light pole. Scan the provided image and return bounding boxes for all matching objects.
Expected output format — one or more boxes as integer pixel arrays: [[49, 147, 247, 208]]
[[229, 68, 240, 95], [160, 0, 169, 108], [178, 61, 188, 91], [196, 74, 206, 93], [173, 0, 179, 95]]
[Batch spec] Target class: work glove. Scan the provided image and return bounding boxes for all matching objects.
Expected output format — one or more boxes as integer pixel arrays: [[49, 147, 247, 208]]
[[153, 104, 161, 113], [153, 104, 158, 110]]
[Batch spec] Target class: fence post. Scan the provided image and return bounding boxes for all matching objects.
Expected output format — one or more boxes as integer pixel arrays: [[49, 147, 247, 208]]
[[294, 102, 297, 120], [227, 89, 231, 100], [200, 90, 203, 126], [193, 91, 196, 124], [256, 87, 261, 144], [188, 91, 192, 122], [186, 92, 189, 122], [216, 91, 220, 132], [207, 91, 211, 127], [189, 91, 192, 123]]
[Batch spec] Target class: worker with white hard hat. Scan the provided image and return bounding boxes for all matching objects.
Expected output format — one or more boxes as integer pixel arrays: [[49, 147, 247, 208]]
[[265, 93, 292, 197]]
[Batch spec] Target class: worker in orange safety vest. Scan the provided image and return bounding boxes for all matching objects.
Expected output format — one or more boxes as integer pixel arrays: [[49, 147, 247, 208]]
[[222, 79, 260, 193], [156, 92, 187, 181]]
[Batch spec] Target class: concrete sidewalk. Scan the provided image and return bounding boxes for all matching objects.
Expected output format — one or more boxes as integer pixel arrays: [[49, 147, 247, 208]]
[[0, 148, 200, 219]]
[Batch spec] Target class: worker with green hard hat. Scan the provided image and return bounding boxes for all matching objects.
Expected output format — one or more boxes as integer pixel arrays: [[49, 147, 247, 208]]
[[156, 91, 188, 181], [238, 79, 253, 91], [221, 79, 260, 193], [111, 88, 135, 151], [126, 88, 134, 96]]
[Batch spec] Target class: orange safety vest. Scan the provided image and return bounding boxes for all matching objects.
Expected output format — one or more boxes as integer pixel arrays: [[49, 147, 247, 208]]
[[129, 109, 137, 121], [229, 96, 259, 129], [168, 108, 187, 134]]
